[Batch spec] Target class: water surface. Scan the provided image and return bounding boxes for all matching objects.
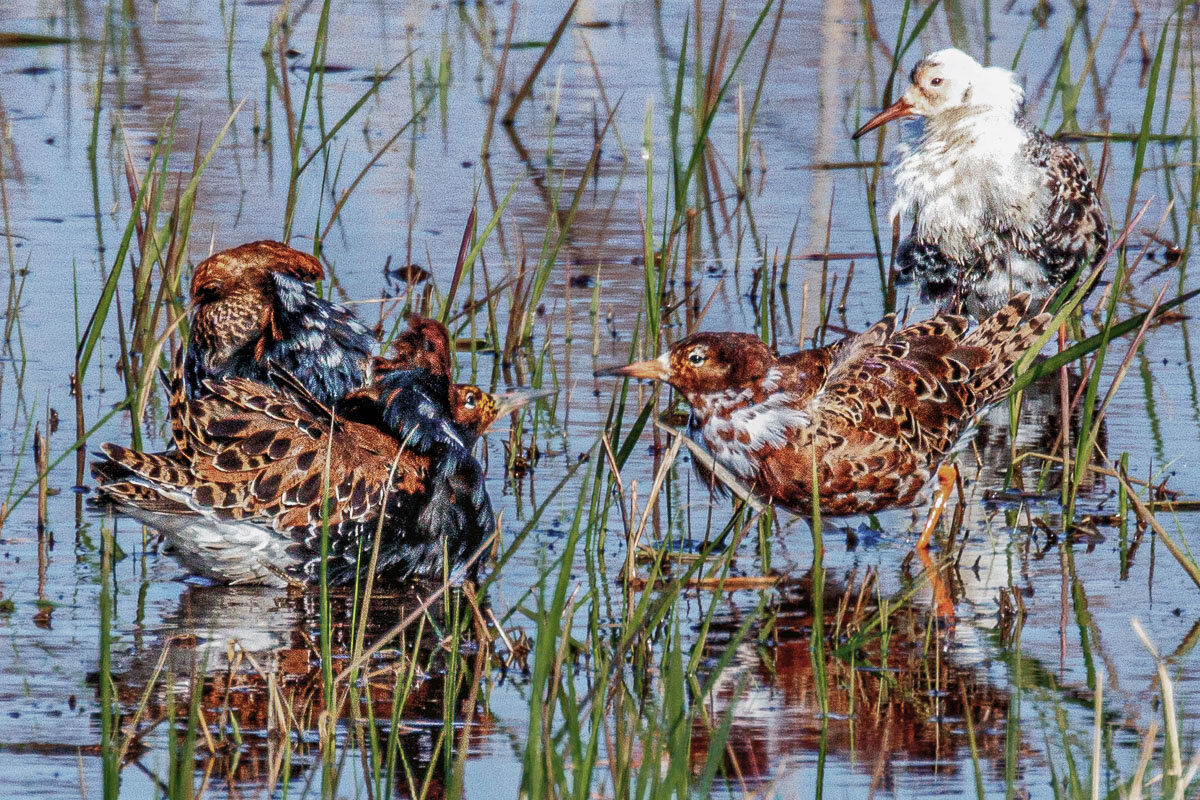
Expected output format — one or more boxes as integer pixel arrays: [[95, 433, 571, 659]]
[[0, 1, 1197, 797]]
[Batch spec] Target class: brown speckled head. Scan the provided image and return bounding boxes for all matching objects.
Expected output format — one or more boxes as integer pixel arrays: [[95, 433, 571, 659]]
[[450, 385, 555, 440], [191, 240, 325, 302], [661, 333, 774, 395], [596, 332, 773, 396], [450, 384, 498, 438]]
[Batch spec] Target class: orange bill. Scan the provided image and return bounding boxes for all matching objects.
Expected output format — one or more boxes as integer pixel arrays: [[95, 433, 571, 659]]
[[851, 97, 915, 140], [594, 358, 668, 381]]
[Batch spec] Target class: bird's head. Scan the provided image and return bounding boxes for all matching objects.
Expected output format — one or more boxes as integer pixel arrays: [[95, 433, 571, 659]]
[[191, 240, 325, 303], [451, 384, 556, 439], [596, 332, 773, 398], [450, 385, 498, 438], [852, 48, 1023, 139]]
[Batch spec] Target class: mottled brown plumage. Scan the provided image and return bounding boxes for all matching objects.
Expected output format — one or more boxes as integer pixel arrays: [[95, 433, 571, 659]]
[[599, 295, 1049, 515], [92, 349, 506, 585]]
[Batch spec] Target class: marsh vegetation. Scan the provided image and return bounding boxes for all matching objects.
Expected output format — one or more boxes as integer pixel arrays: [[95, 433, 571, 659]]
[[0, 1, 1199, 798]]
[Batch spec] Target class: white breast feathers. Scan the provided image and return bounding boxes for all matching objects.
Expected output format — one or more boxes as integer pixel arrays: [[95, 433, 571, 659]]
[[889, 111, 1045, 264], [689, 369, 812, 480]]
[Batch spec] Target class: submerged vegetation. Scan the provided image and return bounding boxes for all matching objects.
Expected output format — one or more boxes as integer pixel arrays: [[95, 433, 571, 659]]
[[0, 1, 1198, 798]]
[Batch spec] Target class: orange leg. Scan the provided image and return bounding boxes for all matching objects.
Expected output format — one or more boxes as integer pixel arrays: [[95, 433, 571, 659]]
[[916, 544, 957, 623], [916, 463, 958, 551]]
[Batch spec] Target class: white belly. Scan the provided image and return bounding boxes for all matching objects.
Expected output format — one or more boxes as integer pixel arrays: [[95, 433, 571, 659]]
[[115, 503, 299, 586]]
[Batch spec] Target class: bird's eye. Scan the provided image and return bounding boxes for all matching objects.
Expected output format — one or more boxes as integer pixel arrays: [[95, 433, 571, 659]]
[[931, 76, 943, 86], [464, 394, 476, 409], [688, 351, 705, 365]]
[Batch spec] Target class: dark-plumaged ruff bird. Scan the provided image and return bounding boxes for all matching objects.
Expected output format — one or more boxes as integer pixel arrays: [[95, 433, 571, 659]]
[[599, 295, 1049, 515], [853, 48, 1107, 318], [337, 313, 551, 444], [93, 314, 547, 586], [337, 313, 457, 428], [91, 355, 532, 586], [187, 240, 374, 406]]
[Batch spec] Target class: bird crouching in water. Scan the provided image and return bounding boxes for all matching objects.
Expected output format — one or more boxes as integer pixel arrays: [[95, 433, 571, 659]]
[[852, 48, 1107, 319], [598, 294, 1049, 516], [186, 240, 375, 406], [90, 353, 538, 587], [339, 312, 556, 441]]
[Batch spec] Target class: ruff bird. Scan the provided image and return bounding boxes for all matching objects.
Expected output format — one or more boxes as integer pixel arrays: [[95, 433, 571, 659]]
[[598, 295, 1048, 515], [187, 240, 375, 406], [337, 313, 552, 438], [91, 355, 536, 586], [853, 48, 1107, 318]]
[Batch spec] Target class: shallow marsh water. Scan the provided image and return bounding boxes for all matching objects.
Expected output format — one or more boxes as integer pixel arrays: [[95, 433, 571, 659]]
[[0, 1, 1198, 798]]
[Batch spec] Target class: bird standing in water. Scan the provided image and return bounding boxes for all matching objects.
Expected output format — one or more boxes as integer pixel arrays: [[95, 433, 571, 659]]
[[186, 240, 375, 406], [598, 295, 1048, 516], [94, 315, 546, 586], [92, 359, 536, 586], [853, 48, 1107, 318]]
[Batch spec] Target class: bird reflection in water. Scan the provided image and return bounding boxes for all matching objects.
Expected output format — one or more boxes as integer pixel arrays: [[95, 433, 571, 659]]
[[688, 572, 1018, 793], [106, 583, 503, 800]]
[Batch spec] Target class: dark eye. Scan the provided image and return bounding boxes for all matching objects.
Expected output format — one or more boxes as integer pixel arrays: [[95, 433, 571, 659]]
[[931, 77, 943, 86], [464, 394, 476, 409], [688, 352, 705, 365]]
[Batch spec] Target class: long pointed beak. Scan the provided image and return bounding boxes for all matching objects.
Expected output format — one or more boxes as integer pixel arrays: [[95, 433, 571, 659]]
[[851, 97, 915, 140], [491, 388, 558, 420], [594, 358, 668, 381]]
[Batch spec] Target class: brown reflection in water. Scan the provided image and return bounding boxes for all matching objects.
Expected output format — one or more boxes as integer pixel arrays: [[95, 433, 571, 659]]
[[689, 572, 1027, 791], [108, 585, 497, 800]]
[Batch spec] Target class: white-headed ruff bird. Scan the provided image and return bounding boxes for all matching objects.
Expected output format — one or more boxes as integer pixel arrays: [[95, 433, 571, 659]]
[[853, 48, 1107, 319]]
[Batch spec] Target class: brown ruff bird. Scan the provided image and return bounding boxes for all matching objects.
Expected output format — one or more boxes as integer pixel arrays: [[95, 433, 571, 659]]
[[598, 295, 1048, 515], [93, 316, 547, 586], [91, 356, 532, 586], [187, 240, 374, 406]]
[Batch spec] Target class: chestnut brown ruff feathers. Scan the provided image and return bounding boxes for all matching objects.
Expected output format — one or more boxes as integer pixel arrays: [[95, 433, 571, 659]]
[[93, 352, 495, 586], [601, 295, 1049, 516], [187, 240, 374, 407], [374, 314, 453, 377]]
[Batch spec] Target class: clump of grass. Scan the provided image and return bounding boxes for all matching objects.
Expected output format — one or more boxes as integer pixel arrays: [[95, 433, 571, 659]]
[[1041, 620, 1200, 800]]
